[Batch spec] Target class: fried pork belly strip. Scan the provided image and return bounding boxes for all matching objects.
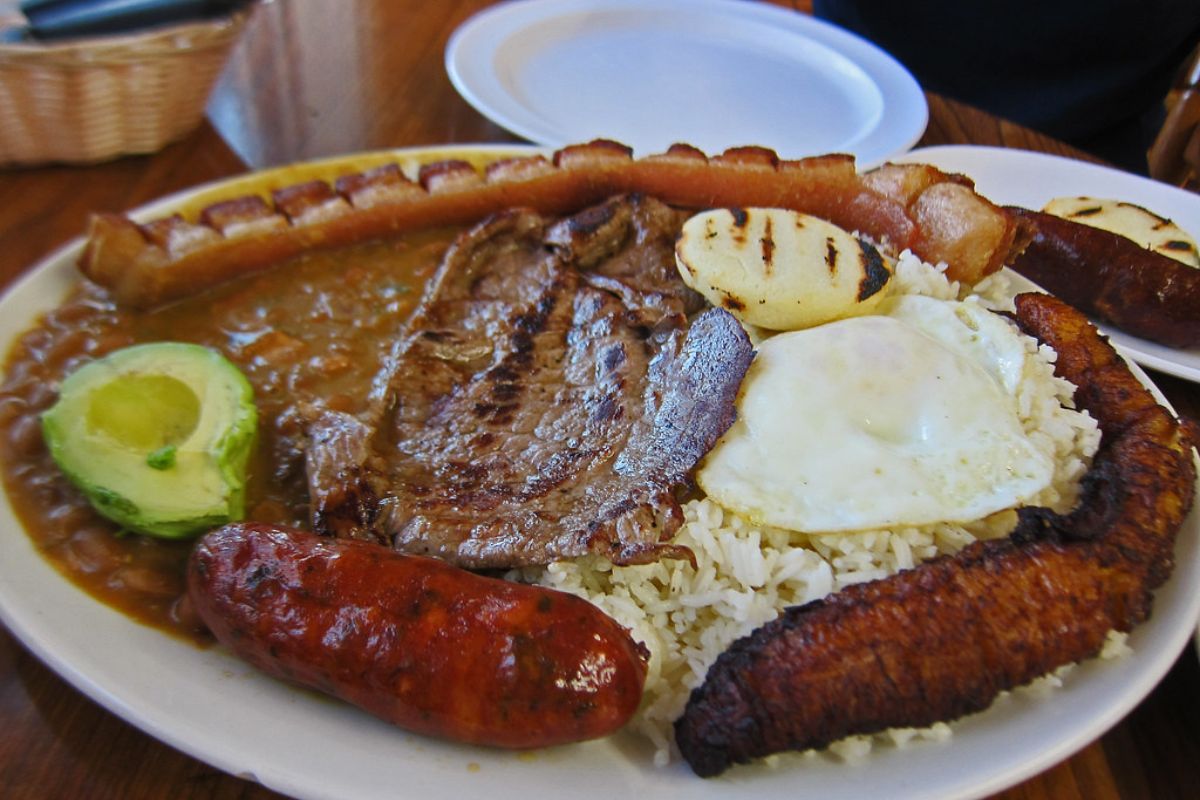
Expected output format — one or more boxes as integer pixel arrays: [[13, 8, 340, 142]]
[[78, 141, 1024, 309], [674, 293, 1196, 777]]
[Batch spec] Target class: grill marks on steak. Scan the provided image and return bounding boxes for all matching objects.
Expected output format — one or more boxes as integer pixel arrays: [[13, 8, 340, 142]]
[[306, 195, 754, 568]]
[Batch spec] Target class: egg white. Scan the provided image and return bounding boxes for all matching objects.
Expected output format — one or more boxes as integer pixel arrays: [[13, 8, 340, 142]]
[[697, 298, 1056, 533]]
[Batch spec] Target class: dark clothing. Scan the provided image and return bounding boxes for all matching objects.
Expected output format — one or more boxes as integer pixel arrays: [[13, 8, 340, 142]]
[[813, 0, 1200, 173]]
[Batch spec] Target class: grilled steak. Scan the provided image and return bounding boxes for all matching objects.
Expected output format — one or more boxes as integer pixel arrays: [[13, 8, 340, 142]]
[[305, 194, 754, 568]]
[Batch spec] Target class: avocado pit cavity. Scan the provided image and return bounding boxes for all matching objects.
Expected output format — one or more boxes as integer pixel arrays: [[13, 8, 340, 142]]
[[86, 374, 201, 454]]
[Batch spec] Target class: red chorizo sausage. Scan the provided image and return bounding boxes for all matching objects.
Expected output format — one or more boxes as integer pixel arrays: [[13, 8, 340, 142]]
[[187, 523, 647, 749]]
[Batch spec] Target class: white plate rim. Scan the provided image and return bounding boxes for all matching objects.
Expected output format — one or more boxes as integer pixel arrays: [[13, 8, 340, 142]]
[[0, 144, 1197, 800], [894, 144, 1200, 384], [444, 0, 928, 167]]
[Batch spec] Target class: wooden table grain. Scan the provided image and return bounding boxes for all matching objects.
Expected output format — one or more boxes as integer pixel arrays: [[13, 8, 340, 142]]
[[1, 2, 1197, 799]]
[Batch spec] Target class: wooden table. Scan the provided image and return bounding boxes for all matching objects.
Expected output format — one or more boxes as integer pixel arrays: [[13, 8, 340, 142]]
[[1, 2, 1197, 798]]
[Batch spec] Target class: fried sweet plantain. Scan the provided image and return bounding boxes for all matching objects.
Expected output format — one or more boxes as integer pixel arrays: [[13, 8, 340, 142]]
[[674, 293, 1195, 777]]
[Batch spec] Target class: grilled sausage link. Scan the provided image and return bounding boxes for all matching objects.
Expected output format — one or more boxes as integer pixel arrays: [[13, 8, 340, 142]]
[[187, 523, 647, 748], [1007, 207, 1200, 348]]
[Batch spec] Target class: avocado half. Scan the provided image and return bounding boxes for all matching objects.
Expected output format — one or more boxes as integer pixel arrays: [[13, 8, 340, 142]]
[[42, 342, 257, 539]]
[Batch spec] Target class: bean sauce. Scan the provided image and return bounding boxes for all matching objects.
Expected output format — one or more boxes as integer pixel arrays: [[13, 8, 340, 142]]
[[0, 228, 458, 639]]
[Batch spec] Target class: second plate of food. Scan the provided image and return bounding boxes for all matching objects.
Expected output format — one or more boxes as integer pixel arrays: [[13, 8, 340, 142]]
[[895, 145, 1200, 383]]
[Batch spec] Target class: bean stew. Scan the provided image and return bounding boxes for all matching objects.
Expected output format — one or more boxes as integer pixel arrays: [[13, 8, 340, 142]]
[[0, 227, 460, 639]]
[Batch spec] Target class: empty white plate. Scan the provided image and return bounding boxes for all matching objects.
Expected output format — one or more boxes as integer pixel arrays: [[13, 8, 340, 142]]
[[445, 0, 927, 165]]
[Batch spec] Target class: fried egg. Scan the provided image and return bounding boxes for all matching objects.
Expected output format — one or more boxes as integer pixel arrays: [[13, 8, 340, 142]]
[[697, 296, 1055, 532]]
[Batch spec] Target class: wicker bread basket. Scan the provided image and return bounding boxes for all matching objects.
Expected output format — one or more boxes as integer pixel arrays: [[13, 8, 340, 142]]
[[0, 10, 248, 166]]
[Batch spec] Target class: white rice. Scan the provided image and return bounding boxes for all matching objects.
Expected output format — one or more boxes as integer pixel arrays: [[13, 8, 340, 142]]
[[512, 254, 1107, 765]]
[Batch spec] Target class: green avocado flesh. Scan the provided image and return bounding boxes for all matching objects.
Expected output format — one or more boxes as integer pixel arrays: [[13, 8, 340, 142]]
[[41, 342, 257, 539]]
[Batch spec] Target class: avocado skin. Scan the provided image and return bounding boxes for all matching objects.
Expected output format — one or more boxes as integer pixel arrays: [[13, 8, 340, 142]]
[[41, 342, 257, 539]]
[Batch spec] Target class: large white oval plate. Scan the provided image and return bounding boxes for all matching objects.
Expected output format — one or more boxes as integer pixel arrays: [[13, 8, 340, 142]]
[[0, 145, 1197, 800], [445, 0, 927, 166], [895, 145, 1200, 384]]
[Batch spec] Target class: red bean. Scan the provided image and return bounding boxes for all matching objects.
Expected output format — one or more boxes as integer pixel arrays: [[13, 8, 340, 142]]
[[6, 413, 46, 458], [42, 329, 91, 372], [87, 330, 134, 357], [19, 329, 54, 362], [0, 395, 28, 428], [23, 382, 58, 413], [170, 593, 204, 633], [50, 301, 108, 328], [66, 526, 126, 574], [110, 565, 180, 598], [1, 360, 36, 391], [45, 504, 96, 544]]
